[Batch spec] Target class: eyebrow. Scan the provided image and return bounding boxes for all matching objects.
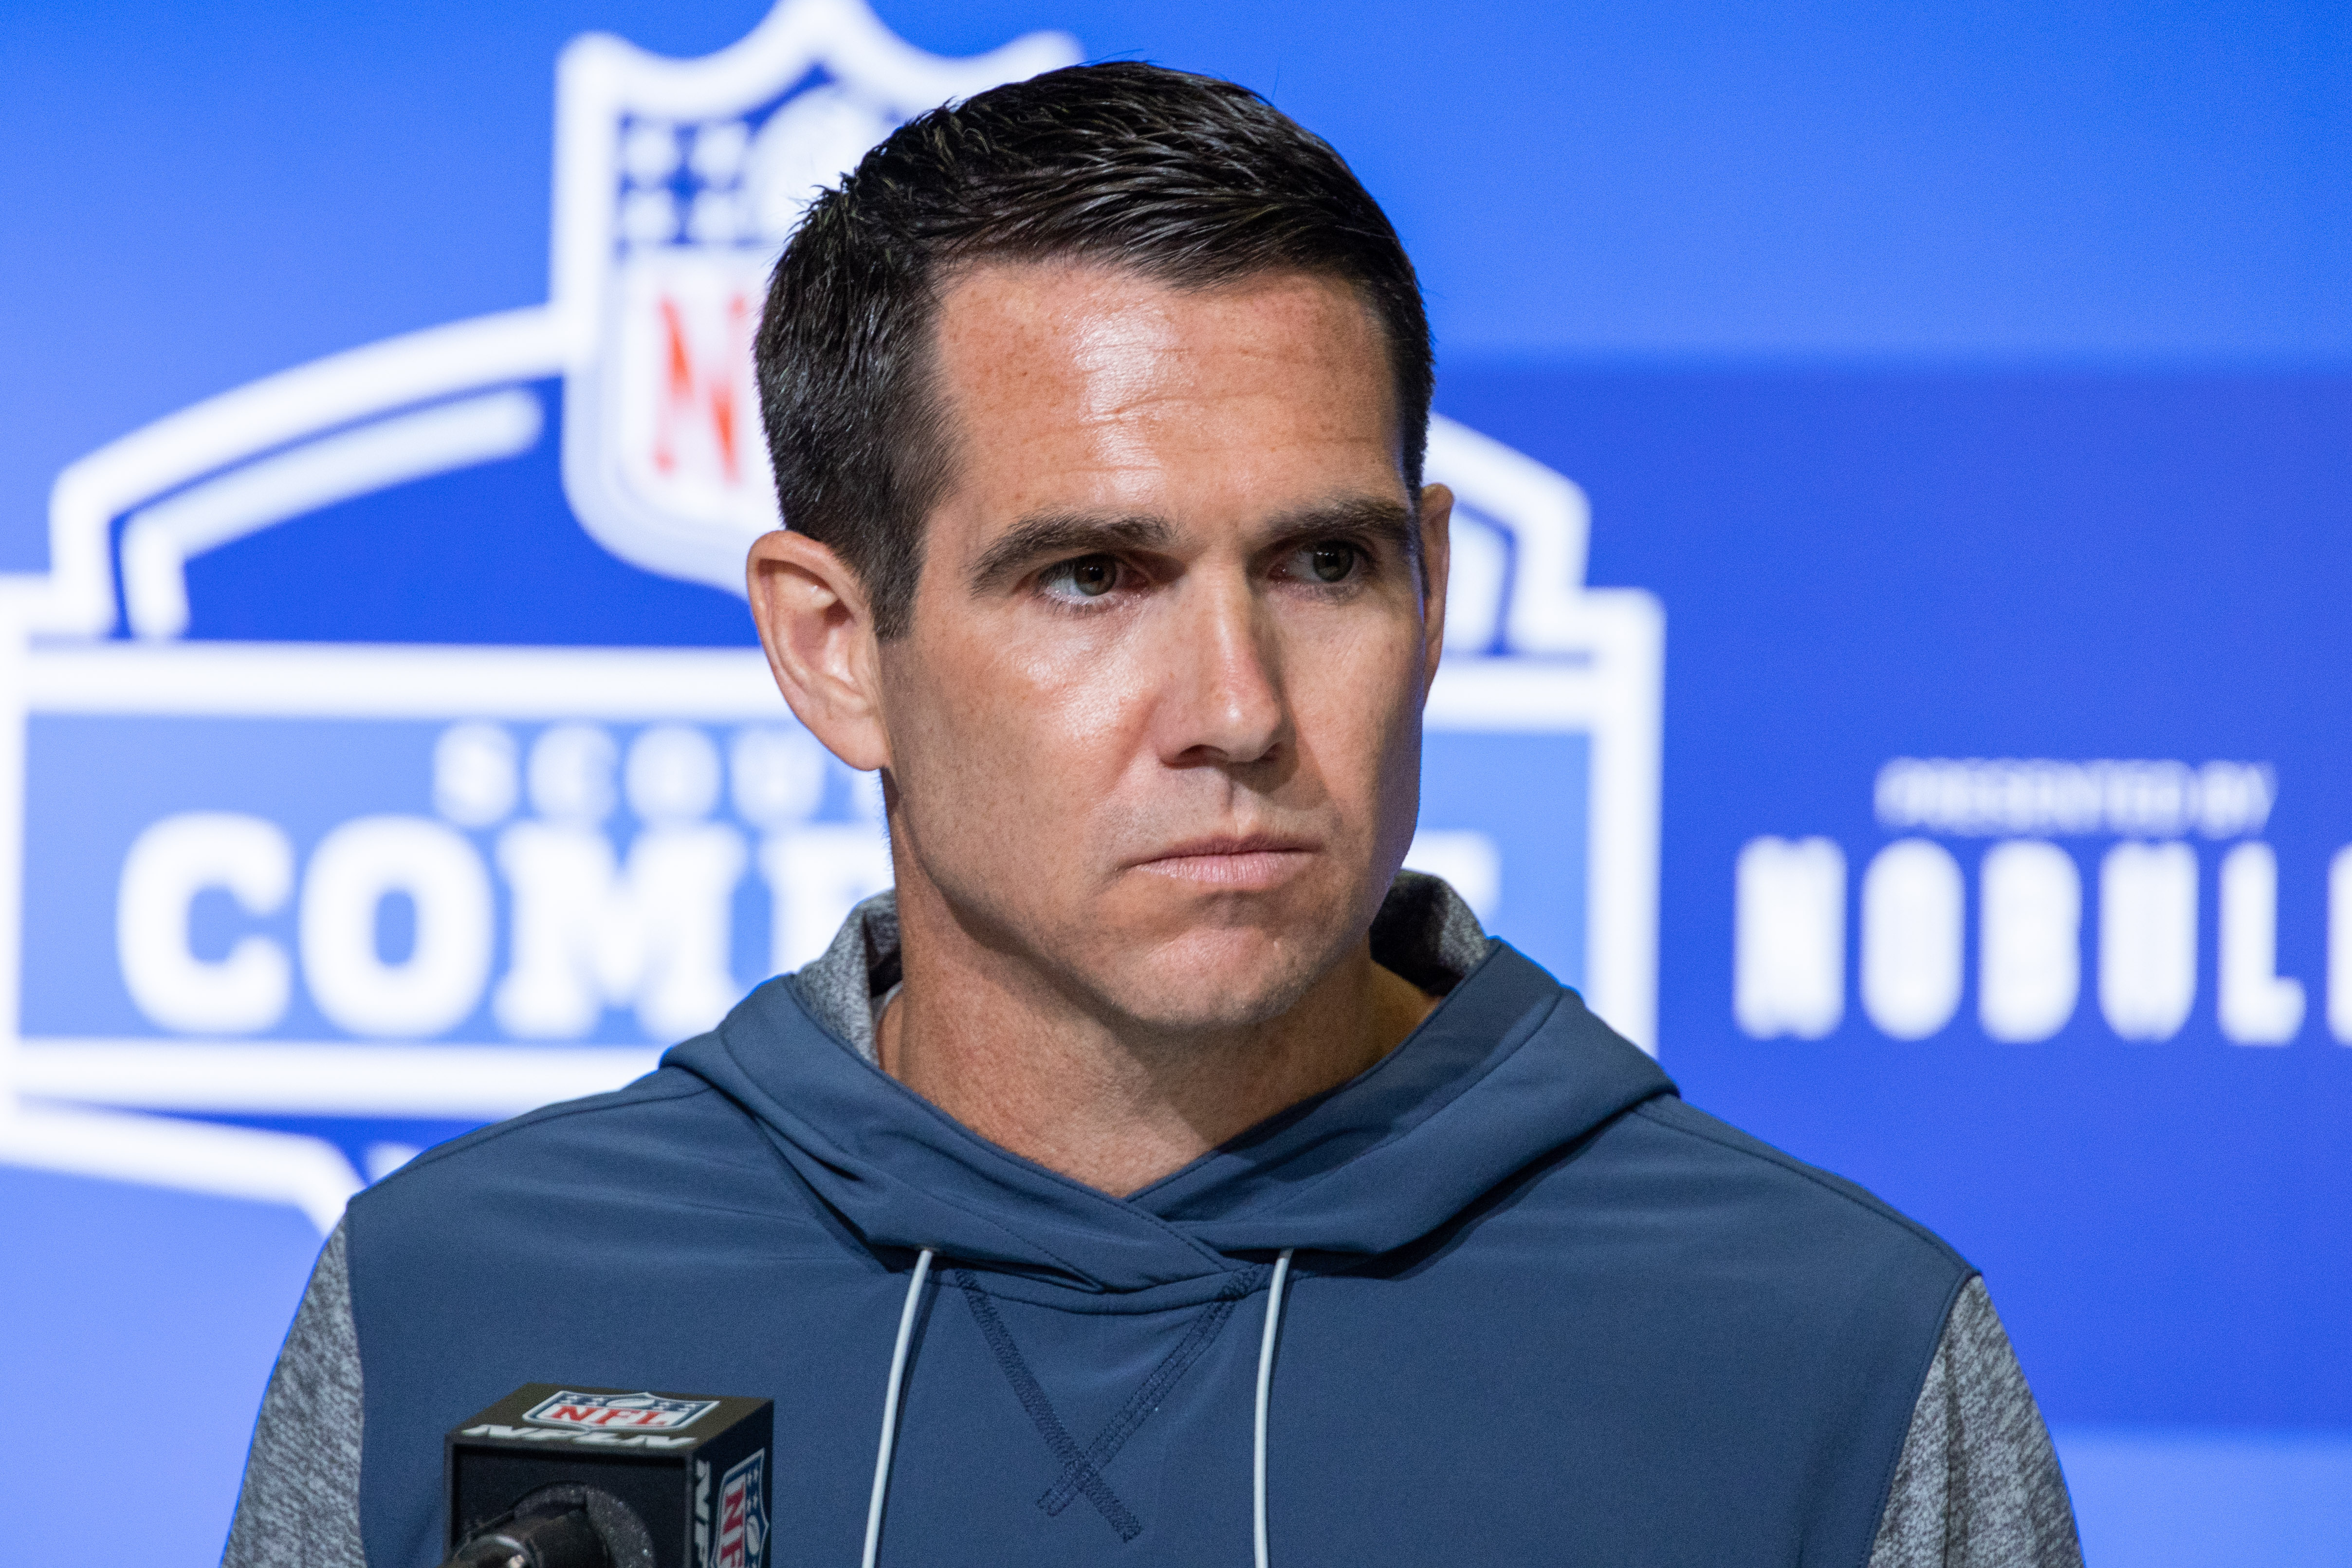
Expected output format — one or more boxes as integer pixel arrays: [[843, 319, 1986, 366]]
[[967, 513, 1176, 594], [1261, 496, 1419, 560], [966, 496, 1418, 596]]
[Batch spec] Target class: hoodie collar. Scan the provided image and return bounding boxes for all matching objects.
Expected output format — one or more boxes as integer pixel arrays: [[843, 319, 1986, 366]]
[[663, 874, 1672, 1299]]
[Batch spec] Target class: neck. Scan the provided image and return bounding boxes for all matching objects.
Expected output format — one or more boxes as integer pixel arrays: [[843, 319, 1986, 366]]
[[875, 880, 1439, 1197]]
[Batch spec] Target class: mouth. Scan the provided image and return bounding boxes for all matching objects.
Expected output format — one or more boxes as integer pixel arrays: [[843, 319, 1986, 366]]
[[1130, 832, 1321, 891]]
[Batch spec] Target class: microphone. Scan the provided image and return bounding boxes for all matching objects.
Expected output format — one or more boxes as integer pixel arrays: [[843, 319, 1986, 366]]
[[438, 1384, 774, 1568]]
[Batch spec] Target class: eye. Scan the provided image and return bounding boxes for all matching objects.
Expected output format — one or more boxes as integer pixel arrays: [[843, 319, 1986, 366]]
[[1039, 553, 1122, 601], [1302, 542, 1358, 584]]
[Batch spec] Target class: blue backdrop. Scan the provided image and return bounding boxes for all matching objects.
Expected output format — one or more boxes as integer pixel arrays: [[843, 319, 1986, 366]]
[[3, 4, 2349, 1564]]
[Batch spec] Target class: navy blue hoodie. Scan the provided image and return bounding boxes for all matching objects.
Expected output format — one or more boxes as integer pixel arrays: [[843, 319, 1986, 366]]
[[344, 900, 1969, 1568]]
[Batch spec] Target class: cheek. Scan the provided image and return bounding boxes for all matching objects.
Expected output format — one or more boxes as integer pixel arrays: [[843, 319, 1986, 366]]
[[1290, 622, 1429, 809], [895, 623, 1149, 835], [996, 635, 1153, 773]]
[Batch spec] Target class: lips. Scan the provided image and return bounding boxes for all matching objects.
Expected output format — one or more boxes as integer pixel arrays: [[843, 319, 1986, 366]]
[[1130, 833, 1319, 890]]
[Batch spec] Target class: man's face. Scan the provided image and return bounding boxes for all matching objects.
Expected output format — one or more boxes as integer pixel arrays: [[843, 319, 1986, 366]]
[[875, 261, 1447, 1031]]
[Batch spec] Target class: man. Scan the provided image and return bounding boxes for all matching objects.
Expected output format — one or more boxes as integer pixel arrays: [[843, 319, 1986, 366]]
[[226, 63, 2080, 1568]]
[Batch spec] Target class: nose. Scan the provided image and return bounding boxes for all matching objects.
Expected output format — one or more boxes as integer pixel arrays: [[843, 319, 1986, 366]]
[[1151, 572, 1288, 769]]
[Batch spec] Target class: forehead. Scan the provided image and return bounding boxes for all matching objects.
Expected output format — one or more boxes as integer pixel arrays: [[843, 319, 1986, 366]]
[[925, 261, 1403, 527]]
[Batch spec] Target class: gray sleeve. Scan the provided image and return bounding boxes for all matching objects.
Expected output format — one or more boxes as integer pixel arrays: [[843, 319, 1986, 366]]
[[1867, 1276, 2083, 1568], [221, 1219, 368, 1568]]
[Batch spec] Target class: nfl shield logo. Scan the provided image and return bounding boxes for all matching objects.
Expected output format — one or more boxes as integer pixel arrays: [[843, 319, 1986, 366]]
[[553, 0, 1081, 592], [524, 1389, 724, 1432], [717, 1449, 770, 1568]]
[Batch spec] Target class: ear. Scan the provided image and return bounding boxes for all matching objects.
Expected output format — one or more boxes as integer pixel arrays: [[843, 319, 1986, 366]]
[[746, 530, 892, 772], [1415, 482, 1453, 694]]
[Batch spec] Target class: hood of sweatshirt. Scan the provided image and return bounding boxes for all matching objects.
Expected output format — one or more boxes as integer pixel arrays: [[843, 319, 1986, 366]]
[[662, 875, 1676, 1299]]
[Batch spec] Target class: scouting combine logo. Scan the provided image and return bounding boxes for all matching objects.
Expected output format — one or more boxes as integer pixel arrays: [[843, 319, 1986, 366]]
[[0, 0, 1662, 1235]]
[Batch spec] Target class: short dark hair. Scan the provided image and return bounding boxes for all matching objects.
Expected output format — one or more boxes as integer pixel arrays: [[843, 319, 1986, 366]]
[[754, 61, 1434, 638]]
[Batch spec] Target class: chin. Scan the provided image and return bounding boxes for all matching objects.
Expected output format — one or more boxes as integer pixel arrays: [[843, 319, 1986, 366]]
[[1081, 917, 1341, 1034]]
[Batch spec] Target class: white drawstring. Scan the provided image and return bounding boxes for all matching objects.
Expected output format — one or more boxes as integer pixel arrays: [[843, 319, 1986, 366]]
[[864, 1244, 1292, 1568], [1252, 1248, 1296, 1568], [862, 1247, 935, 1568]]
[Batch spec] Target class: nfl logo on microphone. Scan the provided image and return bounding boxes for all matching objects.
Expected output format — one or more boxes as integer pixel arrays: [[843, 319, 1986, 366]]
[[717, 1450, 770, 1568], [0, 0, 1662, 1233], [525, 1389, 722, 1433]]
